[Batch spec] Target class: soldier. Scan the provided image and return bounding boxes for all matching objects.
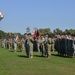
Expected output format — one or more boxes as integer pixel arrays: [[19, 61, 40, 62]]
[[44, 34, 51, 58], [12, 38, 15, 50], [14, 37, 17, 52], [8, 38, 12, 50], [55, 35, 61, 55], [73, 38, 75, 57], [3, 39, 6, 48], [51, 37, 55, 52], [24, 33, 34, 58], [24, 33, 28, 57], [48, 36, 52, 56], [65, 38, 68, 57], [28, 34, 34, 58], [14, 34, 19, 52], [21, 38, 25, 51], [38, 35, 45, 57], [17, 38, 22, 52]]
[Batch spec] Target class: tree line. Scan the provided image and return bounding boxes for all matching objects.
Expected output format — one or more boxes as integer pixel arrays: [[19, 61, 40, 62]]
[[0, 28, 75, 39]]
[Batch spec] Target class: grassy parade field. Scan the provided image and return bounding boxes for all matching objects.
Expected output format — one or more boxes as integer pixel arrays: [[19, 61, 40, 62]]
[[0, 47, 75, 75]]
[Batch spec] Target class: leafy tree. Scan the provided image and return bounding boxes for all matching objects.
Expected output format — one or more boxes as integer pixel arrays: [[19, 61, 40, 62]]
[[64, 29, 75, 35], [26, 27, 30, 33], [0, 30, 6, 39], [53, 28, 63, 34], [39, 28, 51, 35]]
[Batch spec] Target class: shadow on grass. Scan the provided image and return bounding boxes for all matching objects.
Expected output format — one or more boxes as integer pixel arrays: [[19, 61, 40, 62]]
[[9, 50, 22, 52], [33, 55, 49, 58], [18, 55, 28, 58], [9, 50, 14, 52], [51, 54, 59, 56], [51, 54, 70, 58], [34, 55, 44, 57], [18, 54, 45, 58]]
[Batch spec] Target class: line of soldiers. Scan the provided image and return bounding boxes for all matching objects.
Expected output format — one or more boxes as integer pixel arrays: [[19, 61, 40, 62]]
[[1, 37, 25, 52], [0, 33, 55, 58], [24, 33, 55, 58], [55, 35, 75, 58], [1, 33, 75, 58]]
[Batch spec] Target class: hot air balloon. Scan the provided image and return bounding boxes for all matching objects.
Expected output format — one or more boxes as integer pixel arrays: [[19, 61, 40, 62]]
[[0, 12, 4, 21]]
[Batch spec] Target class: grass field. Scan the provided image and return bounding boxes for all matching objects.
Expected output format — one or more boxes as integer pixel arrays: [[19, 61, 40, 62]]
[[0, 47, 75, 75]]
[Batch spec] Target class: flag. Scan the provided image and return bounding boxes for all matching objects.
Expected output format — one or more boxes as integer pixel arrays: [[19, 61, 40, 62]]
[[33, 30, 40, 39]]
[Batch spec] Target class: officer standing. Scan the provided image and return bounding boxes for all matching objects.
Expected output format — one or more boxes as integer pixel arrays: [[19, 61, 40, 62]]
[[51, 37, 55, 52], [44, 34, 51, 58], [39, 35, 45, 57], [24, 33, 33, 58], [24, 33, 29, 57]]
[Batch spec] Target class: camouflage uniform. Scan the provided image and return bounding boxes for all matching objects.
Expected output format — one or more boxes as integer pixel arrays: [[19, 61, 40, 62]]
[[44, 36, 51, 58], [48, 37, 52, 56], [14, 38, 17, 51], [8, 38, 12, 50], [25, 34, 33, 58], [39, 37, 45, 57], [73, 39, 75, 57], [51, 38, 55, 52], [21, 38, 25, 51], [29, 38, 33, 58]]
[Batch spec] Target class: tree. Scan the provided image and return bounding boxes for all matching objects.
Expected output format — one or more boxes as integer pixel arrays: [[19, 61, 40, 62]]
[[26, 27, 30, 33], [39, 28, 51, 35], [53, 28, 63, 34], [64, 29, 75, 35], [0, 30, 6, 39]]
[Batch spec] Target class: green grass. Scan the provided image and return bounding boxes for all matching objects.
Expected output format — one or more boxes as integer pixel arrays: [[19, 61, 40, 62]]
[[0, 47, 75, 75]]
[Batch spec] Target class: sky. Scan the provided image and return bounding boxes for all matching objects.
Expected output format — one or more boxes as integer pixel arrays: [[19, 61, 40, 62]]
[[0, 0, 75, 34]]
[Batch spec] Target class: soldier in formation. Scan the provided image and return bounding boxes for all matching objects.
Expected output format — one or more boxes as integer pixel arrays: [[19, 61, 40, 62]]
[[55, 34, 75, 58], [1, 32, 75, 58], [38, 34, 52, 58], [24, 33, 34, 58]]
